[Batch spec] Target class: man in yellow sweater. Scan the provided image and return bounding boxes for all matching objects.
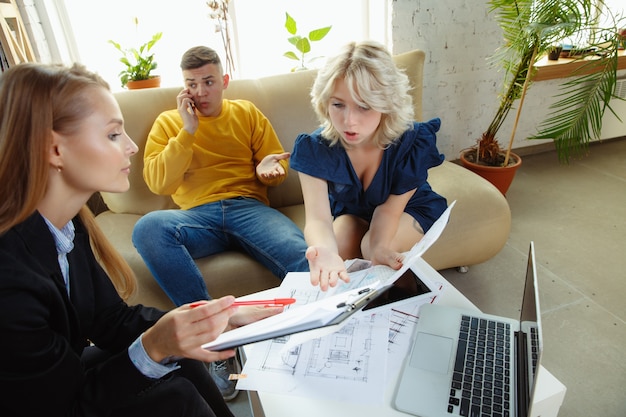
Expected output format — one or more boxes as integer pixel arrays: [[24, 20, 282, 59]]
[[132, 46, 309, 400]]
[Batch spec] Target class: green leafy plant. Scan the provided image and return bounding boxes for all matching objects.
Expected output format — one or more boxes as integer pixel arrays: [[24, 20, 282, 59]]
[[471, 0, 624, 165], [283, 12, 332, 71], [108, 31, 162, 88]]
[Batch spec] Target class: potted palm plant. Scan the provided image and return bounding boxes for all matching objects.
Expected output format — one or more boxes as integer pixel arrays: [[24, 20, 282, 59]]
[[109, 31, 163, 89], [461, 0, 624, 194]]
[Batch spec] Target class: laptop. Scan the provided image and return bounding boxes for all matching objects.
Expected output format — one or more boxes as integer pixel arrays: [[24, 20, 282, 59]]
[[393, 242, 543, 417]]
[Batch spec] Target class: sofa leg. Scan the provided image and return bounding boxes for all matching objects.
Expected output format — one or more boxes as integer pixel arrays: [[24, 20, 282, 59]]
[[456, 266, 469, 273]]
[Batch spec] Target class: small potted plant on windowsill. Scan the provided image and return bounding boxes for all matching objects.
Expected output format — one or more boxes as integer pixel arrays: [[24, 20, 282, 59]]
[[109, 31, 163, 90]]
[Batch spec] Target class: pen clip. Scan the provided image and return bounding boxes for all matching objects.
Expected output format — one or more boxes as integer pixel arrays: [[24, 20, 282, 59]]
[[336, 287, 373, 310]]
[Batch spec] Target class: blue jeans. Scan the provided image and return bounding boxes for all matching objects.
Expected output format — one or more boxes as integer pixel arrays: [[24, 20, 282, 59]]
[[132, 197, 308, 306]]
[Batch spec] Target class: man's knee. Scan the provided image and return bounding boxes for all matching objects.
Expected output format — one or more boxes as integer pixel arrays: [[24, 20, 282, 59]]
[[132, 217, 149, 249], [132, 211, 168, 249]]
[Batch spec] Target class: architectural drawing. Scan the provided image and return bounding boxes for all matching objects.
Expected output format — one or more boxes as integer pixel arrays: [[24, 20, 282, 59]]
[[250, 312, 381, 383]]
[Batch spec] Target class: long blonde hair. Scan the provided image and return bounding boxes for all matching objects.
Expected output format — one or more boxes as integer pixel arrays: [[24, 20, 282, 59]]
[[0, 63, 136, 300], [311, 40, 414, 148]]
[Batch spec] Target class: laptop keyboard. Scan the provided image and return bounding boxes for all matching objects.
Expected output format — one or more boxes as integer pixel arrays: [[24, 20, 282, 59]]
[[530, 326, 539, 375], [448, 315, 512, 417]]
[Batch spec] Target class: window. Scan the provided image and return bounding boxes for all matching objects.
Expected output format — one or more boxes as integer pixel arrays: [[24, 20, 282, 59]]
[[230, 0, 389, 78], [62, 0, 220, 90], [58, 0, 389, 90]]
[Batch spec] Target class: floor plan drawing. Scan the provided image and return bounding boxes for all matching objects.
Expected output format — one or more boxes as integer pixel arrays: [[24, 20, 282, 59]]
[[238, 310, 389, 403], [249, 312, 382, 381], [303, 312, 378, 382]]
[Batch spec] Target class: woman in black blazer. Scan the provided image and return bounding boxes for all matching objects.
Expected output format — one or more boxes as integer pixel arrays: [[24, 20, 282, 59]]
[[0, 63, 280, 417]]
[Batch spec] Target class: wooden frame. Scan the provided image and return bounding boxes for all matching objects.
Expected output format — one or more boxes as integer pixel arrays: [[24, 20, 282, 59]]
[[0, 0, 35, 66]]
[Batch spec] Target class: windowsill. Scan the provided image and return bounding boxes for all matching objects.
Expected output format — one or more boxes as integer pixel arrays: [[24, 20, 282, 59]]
[[533, 49, 626, 81]]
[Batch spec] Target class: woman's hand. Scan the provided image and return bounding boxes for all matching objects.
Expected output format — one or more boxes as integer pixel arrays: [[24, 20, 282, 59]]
[[141, 296, 238, 363], [226, 305, 284, 331], [306, 246, 350, 291]]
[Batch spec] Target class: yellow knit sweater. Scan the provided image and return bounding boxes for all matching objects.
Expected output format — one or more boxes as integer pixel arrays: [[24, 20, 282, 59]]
[[143, 99, 287, 209]]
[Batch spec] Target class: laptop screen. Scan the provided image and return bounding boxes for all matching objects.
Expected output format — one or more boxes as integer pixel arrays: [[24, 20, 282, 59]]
[[519, 242, 544, 417], [520, 242, 540, 324]]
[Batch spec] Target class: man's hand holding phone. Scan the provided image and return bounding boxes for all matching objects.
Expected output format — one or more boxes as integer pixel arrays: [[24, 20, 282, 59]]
[[178, 88, 198, 134]]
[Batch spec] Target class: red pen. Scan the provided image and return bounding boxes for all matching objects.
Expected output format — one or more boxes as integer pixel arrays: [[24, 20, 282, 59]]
[[190, 298, 296, 308], [232, 298, 296, 307]]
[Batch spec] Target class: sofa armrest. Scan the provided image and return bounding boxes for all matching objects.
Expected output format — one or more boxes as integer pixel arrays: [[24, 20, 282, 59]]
[[422, 161, 511, 270]]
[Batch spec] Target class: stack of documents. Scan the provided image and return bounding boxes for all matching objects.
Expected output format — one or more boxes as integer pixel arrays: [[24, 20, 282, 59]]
[[204, 202, 456, 403]]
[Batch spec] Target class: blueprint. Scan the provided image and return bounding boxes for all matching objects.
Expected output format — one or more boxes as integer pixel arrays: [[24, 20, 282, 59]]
[[236, 270, 445, 403]]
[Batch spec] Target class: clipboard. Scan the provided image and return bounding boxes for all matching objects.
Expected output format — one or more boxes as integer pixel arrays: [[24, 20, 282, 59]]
[[202, 282, 392, 351], [204, 201, 456, 352]]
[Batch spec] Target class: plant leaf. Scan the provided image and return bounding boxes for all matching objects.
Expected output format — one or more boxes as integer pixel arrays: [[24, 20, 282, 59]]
[[146, 32, 163, 51], [309, 26, 332, 41], [285, 12, 297, 35], [530, 49, 620, 163], [288, 35, 302, 47], [283, 51, 299, 60], [108, 40, 122, 51], [295, 37, 311, 54]]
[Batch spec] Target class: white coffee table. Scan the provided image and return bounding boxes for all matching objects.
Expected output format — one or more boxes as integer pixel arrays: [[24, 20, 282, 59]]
[[241, 257, 566, 417]]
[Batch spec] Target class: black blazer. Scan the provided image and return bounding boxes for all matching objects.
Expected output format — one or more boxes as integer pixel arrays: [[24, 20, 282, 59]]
[[0, 212, 165, 417]]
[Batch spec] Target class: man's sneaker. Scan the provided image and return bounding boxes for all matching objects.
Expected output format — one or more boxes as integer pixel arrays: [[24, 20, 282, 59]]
[[208, 356, 241, 401]]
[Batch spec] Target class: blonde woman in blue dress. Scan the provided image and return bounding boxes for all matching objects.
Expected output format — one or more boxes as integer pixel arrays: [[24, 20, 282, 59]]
[[291, 41, 447, 291]]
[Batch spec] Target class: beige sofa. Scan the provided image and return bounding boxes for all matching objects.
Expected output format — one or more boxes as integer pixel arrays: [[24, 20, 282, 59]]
[[94, 49, 511, 311]]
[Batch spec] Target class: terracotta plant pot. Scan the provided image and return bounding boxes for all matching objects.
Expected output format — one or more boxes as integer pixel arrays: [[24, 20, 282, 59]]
[[459, 149, 522, 195], [126, 76, 161, 90]]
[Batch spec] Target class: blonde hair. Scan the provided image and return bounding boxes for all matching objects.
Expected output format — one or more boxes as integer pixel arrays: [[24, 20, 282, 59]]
[[311, 40, 414, 147], [0, 63, 136, 300]]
